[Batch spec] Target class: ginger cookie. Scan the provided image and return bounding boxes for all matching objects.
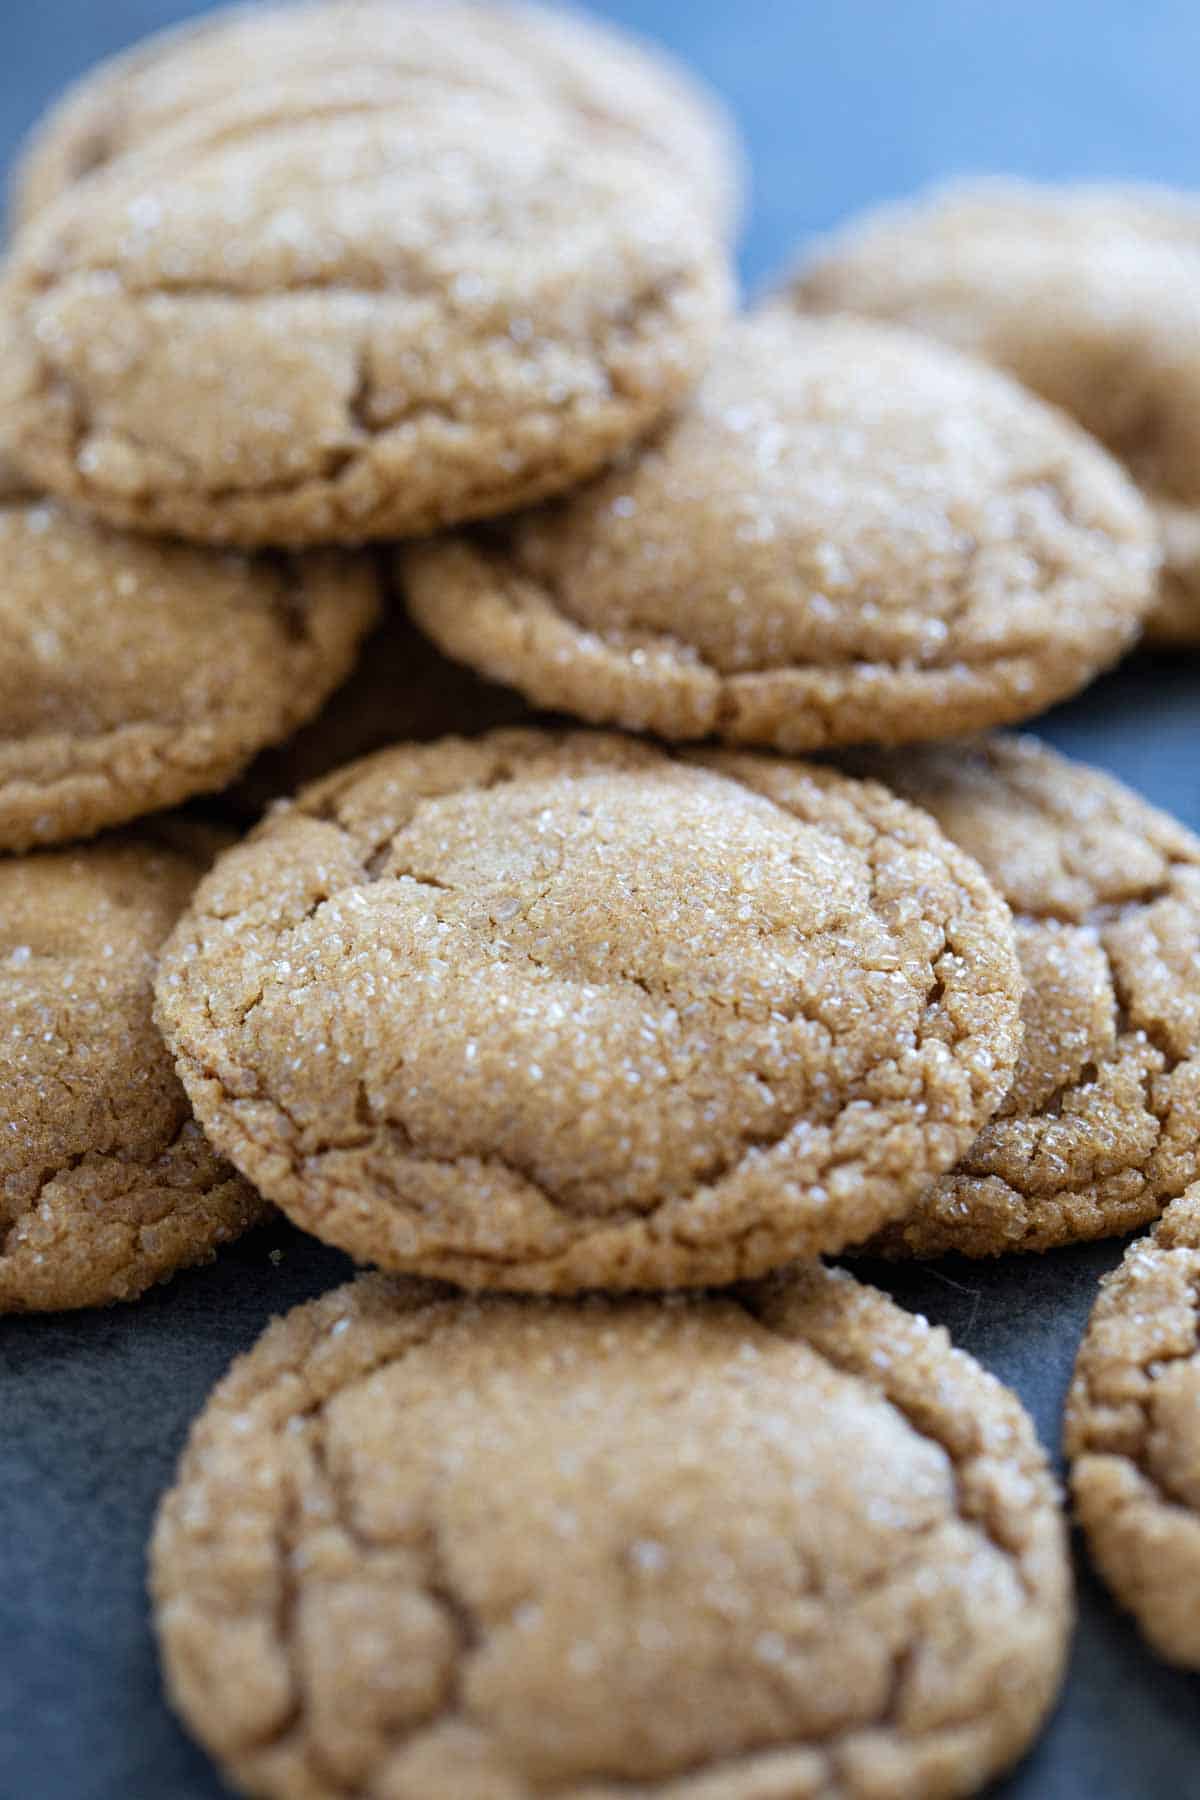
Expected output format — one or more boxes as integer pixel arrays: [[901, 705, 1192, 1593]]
[[0, 88, 729, 549], [0, 828, 267, 1313], [226, 601, 534, 822], [402, 312, 1157, 752], [786, 180, 1200, 646], [0, 476, 379, 850], [151, 1263, 1071, 1799], [153, 729, 1023, 1292], [845, 735, 1200, 1258], [1065, 1183, 1200, 1668], [9, 0, 742, 235]]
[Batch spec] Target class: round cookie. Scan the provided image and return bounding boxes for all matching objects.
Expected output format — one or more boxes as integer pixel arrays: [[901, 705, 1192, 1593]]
[[402, 311, 1158, 752], [9, 0, 742, 235], [225, 602, 534, 822], [1065, 1183, 1200, 1668], [0, 828, 267, 1312], [152, 1262, 1071, 1800], [786, 180, 1200, 646], [0, 90, 730, 549], [153, 728, 1024, 1292], [0, 475, 380, 850], [844, 735, 1200, 1258]]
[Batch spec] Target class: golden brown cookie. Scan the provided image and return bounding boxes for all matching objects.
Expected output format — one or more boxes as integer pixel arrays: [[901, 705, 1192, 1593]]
[[154, 729, 1023, 1292], [0, 479, 380, 850], [225, 601, 534, 822], [1065, 1184, 1200, 1668], [0, 86, 730, 549], [0, 828, 267, 1312], [152, 1262, 1071, 1799], [9, 0, 742, 236], [786, 180, 1200, 646], [402, 312, 1157, 751], [845, 735, 1200, 1258]]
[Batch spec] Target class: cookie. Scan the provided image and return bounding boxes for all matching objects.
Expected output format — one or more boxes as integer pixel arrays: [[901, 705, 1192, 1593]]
[[153, 728, 1023, 1292], [0, 88, 730, 549], [0, 828, 267, 1312], [845, 735, 1200, 1258], [9, 0, 742, 235], [1065, 1183, 1200, 1668], [225, 601, 534, 822], [402, 311, 1157, 752], [786, 180, 1200, 646], [151, 1262, 1070, 1799], [0, 474, 380, 850]]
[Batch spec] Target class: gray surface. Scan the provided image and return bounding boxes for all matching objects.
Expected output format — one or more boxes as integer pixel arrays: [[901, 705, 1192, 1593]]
[[2, 4, 1199, 1798]]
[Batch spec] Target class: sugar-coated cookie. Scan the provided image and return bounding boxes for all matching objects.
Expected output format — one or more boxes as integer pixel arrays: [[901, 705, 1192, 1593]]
[[152, 1263, 1070, 1799], [403, 312, 1157, 750], [154, 729, 1023, 1291]]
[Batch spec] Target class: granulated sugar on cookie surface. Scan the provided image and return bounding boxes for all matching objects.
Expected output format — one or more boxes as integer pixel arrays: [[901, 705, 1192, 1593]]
[[403, 310, 1158, 750], [151, 1263, 1071, 1800], [843, 734, 1200, 1258], [153, 729, 1024, 1292], [0, 828, 268, 1312], [1066, 1182, 1200, 1669]]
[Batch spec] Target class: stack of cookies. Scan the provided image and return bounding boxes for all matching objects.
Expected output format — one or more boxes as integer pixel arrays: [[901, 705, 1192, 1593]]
[[4, 5, 1198, 1795]]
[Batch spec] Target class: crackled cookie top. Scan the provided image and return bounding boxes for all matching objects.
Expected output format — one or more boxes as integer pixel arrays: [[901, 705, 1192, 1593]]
[[788, 180, 1200, 645], [0, 90, 729, 548], [152, 1263, 1070, 1800], [154, 729, 1022, 1292], [9, 0, 742, 234], [0, 485, 379, 850], [402, 312, 1157, 753], [846, 736, 1200, 1258], [0, 830, 267, 1312], [227, 602, 534, 821], [1066, 1184, 1200, 1668]]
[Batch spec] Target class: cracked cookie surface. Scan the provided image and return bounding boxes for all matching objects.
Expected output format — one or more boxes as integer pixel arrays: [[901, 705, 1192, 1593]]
[[153, 728, 1023, 1291], [225, 601, 534, 823], [402, 312, 1157, 752], [0, 90, 729, 548], [0, 469, 379, 849], [151, 1262, 1071, 1799], [9, 0, 743, 236], [0, 828, 267, 1312], [786, 180, 1200, 646], [1065, 1183, 1200, 1667], [845, 735, 1200, 1258]]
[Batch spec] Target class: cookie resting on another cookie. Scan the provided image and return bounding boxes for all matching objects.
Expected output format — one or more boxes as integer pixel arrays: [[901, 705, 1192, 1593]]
[[844, 735, 1200, 1258], [402, 311, 1158, 751], [1065, 1183, 1200, 1669], [8, 0, 743, 236], [0, 465, 380, 850], [787, 180, 1200, 646], [151, 1263, 1071, 1800], [0, 91, 729, 548], [0, 829, 267, 1312], [153, 729, 1024, 1292]]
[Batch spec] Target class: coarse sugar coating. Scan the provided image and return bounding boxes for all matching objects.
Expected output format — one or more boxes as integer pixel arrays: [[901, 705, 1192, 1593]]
[[0, 827, 267, 1312], [787, 180, 1200, 645], [843, 735, 1200, 1257], [151, 1262, 1071, 1799], [153, 728, 1024, 1292], [225, 600, 534, 822], [401, 311, 1158, 751], [0, 90, 730, 548], [0, 468, 380, 850], [1065, 1182, 1200, 1668], [8, 0, 743, 235]]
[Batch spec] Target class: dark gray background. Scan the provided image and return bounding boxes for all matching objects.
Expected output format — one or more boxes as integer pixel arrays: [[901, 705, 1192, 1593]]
[[2, 4, 1199, 1798]]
